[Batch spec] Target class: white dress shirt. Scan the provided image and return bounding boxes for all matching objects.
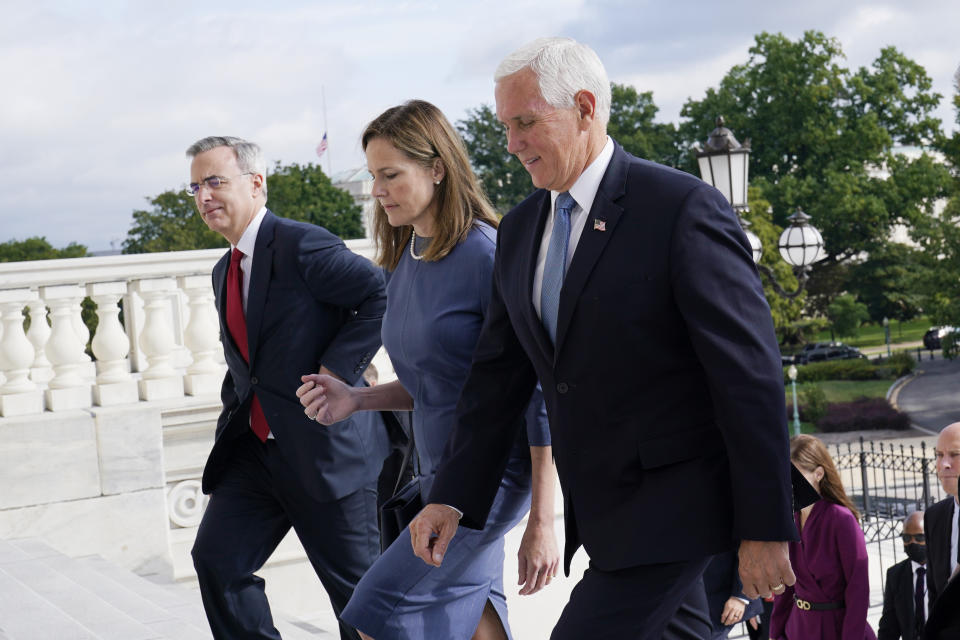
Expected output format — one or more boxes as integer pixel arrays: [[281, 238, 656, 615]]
[[232, 206, 268, 313], [951, 496, 959, 577], [532, 137, 615, 319]]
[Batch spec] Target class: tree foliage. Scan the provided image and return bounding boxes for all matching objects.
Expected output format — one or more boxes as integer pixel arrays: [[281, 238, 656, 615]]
[[123, 162, 364, 254], [678, 32, 950, 279], [827, 293, 870, 338], [0, 237, 87, 262], [606, 83, 681, 167], [845, 243, 924, 323]]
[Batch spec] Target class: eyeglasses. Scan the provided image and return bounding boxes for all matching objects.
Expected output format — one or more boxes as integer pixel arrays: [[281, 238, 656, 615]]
[[902, 533, 925, 543], [185, 173, 254, 196]]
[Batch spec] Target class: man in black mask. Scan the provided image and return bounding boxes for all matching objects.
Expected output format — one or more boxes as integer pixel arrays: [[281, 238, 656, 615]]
[[878, 511, 928, 640]]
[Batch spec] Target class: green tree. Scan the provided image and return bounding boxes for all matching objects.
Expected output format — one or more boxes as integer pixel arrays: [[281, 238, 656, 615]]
[[827, 294, 870, 339], [606, 83, 681, 167], [123, 163, 364, 254], [457, 104, 533, 215], [678, 32, 950, 284], [0, 237, 87, 261], [845, 243, 924, 323]]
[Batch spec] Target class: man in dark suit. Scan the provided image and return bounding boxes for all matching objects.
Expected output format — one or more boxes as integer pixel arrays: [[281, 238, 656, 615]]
[[409, 38, 797, 638], [186, 136, 389, 640], [879, 511, 928, 640], [926, 423, 960, 609]]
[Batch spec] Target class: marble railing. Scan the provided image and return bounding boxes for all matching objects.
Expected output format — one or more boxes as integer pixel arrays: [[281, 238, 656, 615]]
[[0, 238, 379, 416]]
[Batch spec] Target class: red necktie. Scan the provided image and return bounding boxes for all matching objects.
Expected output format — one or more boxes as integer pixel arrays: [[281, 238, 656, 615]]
[[226, 248, 270, 442]]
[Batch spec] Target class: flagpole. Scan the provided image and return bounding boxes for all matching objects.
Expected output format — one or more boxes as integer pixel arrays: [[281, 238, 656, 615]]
[[321, 85, 332, 176]]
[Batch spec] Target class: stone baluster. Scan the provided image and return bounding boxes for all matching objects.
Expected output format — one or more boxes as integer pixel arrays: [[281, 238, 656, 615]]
[[39, 284, 93, 411], [88, 281, 139, 406], [26, 298, 54, 384], [73, 295, 96, 381], [132, 278, 184, 400], [178, 275, 224, 396], [0, 289, 44, 416]]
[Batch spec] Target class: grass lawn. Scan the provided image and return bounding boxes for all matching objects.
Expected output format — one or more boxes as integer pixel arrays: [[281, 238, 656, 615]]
[[812, 317, 930, 348], [785, 379, 892, 411]]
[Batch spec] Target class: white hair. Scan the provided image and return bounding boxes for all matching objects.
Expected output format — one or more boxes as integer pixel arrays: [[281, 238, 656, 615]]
[[186, 136, 268, 197], [494, 37, 611, 127]]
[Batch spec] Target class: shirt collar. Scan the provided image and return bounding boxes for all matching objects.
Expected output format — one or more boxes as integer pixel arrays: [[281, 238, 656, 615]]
[[233, 206, 268, 256], [551, 136, 614, 214]]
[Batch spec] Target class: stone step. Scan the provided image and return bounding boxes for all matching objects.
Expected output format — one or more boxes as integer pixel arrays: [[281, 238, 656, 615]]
[[0, 566, 98, 640], [2, 555, 161, 640]]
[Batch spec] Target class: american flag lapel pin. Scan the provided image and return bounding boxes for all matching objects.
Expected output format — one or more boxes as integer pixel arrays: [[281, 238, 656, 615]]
[[593, 218, 606, 232]]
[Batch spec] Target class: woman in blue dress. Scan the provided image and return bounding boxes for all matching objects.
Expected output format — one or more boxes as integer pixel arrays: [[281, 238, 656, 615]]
[[297, 99, 559, 640]]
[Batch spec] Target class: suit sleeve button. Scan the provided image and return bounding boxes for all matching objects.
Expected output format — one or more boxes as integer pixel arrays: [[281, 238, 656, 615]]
[[556, 382, 568, 394], [251, 377, 259, 385]]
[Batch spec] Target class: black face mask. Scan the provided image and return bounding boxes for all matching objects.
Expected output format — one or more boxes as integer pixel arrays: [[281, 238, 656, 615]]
[[904, 543, 926, 564]]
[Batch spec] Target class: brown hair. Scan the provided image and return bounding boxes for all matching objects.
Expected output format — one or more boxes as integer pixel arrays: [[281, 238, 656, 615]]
[[362, 100, 499, 270], [790, 434, 861, 521]]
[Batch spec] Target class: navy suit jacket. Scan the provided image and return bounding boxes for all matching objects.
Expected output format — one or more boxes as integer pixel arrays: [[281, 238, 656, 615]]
[[202, 211, 390, 502], [879, 557, 923, 640], [925, 497, 956, 608], [430, 141, 797, 575]]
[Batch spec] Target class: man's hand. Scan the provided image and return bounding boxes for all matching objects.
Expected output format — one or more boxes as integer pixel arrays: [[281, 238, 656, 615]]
[[738, 540, 795, 599], [297, 373, 358, 424], [409, 504, 461, 567], [517, 521, 559, 595], [720, 597, 746, 626]]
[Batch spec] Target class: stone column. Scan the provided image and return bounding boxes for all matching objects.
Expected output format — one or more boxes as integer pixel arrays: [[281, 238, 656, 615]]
[[178, 275, 224, 396], [26, 298, 54, 384], [132, 278, 184, 400], [88, 281, 139, 406], [39, 284, 93, 411], [0, 289, 43, 416]]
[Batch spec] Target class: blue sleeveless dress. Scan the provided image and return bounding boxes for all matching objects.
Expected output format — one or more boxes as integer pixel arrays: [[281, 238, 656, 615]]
[[340, 223, 550, 639]]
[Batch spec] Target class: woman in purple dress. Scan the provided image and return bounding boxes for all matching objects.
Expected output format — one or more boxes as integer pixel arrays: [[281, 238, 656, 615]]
[[770, 434, 876, 640], [297, 100, 559, 640]]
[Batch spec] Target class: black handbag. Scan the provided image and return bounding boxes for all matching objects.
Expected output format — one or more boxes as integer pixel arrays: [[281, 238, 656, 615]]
[[378, 423, 421, 551]]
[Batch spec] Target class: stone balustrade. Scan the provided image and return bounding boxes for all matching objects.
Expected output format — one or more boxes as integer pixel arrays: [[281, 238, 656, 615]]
[[0, 238, 381, 416]]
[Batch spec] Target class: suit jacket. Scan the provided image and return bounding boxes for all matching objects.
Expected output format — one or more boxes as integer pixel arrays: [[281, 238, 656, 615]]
[[926, 498, 957, 607], [879, 557, 924, 640], [202, 210, 390, 502], [923, 567, 960, 640], [703, 550, 762, 632], [430, 141, 797, 574]]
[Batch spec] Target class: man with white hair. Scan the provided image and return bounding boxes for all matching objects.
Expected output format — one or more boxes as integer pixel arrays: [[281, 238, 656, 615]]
[[925, 422, 960, 608], [411, 38, 798, 638], [185, 136, 389, 640]]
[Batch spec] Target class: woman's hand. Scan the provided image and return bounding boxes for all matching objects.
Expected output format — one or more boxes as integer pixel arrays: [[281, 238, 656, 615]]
[[720, 597, 746, 626], [517, 520, 559, 595], [297, 373, 360, 424]]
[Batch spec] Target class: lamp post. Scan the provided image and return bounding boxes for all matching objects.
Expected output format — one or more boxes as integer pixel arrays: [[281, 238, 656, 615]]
[[883, 317, 891, 358], [696, 116, 824, 298], [788, 364, 800, 436]]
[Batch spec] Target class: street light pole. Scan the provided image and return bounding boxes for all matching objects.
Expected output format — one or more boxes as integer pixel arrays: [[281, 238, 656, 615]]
[[788, 364, 800, 436], [883, 317, 891, 358]]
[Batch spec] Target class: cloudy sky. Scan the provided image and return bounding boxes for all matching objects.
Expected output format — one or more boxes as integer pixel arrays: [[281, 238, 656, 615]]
[[2, 0, 958, 252]]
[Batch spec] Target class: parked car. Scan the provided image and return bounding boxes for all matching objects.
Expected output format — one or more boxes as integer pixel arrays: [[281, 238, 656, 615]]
[[923, 326, 958, 350], [796, 342, 866, 364]]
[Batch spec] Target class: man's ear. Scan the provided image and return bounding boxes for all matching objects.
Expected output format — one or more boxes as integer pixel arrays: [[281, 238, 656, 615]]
[[575, 90, 597, 128], [251, 172, 265, 196]]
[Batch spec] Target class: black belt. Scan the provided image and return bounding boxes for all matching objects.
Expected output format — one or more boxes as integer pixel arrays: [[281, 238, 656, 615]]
[[794, 595, 844, 611]]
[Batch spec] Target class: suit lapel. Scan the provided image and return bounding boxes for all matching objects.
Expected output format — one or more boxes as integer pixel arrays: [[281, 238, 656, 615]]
[[244, 211, 277, 368], [554, 145, 629, 355], [520, 192, 555, 361]]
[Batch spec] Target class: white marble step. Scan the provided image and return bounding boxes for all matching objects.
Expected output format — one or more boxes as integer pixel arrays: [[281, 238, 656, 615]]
[[0, 538, 331, 639]]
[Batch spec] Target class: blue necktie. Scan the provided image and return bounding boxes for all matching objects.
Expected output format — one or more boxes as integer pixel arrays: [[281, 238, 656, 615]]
[[540, 192, 576, 343]]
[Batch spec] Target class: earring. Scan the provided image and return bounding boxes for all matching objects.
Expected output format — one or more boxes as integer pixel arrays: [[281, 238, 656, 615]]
[[434, 180, 441, 185]]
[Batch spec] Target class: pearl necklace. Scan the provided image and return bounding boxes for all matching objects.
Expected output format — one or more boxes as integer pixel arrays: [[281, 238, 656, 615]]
[[409, 230, 425, 260]]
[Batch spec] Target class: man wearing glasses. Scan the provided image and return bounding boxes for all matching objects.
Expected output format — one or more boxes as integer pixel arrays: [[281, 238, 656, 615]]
[[186, 136, 389, 640], [878, 511, 928, 640]]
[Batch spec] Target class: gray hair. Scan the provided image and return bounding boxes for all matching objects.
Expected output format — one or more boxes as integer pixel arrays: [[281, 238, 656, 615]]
[[494, 37, 611, 127], [186, 136, 268, 197]]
